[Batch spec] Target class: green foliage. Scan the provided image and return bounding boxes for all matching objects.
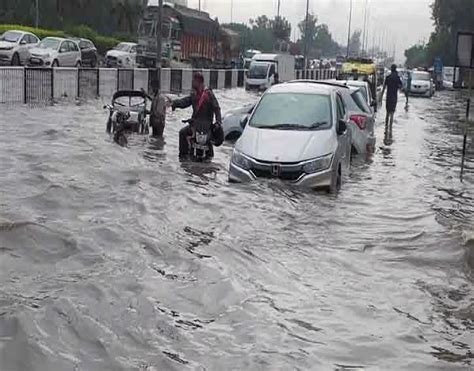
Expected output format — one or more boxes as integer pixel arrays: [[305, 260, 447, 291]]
[[405, 0, 473, 66], [404, 44, 428, 68], [271, 16, 291, 41], [348, 30, 361, 56], [297, 13, 341, 57], [0, 24, 120, 55], [0, 24, 65, 39]]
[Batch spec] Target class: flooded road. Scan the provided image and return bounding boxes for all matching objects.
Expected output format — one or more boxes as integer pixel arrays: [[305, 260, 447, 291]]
[[0, 89, 473, 370]]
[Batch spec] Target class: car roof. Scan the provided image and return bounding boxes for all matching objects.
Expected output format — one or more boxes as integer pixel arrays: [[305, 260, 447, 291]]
[[43, 37, 66, 41], [269, 81, 337, 95]]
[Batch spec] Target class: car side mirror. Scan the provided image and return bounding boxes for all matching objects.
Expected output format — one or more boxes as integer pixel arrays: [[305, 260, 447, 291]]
[[240, 115, 249, 129], [20, 40, 27, 45], [337, 119, 347, 135]]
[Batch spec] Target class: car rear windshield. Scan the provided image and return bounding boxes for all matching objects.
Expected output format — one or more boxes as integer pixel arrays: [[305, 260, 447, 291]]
[[39, 38, 61, 50], [0, 31, 21, 42], [412, 72, 430, 81], [249, 93, 332, 131], [350, 90, 371, 114]]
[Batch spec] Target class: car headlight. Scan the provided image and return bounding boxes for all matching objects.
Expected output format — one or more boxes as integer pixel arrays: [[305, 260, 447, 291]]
[[231, 150, 252, 170], [1, 46, 14, 51], [302, 153, 333, 174]]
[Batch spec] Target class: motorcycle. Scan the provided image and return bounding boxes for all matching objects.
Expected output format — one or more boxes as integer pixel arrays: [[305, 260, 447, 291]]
[[182, 118, 214, 161]]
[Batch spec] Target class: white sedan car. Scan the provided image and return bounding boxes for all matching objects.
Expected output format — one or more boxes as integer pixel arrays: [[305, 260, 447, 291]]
[[0, 30, 39, 65], [409, 71, 435, 97], [29, 37, 82, 67], [106, 42, 137, 68]]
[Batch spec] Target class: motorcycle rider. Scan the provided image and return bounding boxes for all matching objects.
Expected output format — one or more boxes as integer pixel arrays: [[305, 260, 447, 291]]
[[171, 73, 222, 158]]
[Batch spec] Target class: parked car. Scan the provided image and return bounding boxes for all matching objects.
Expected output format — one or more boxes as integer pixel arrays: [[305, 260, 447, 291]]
[[106, 42, 137, 68], [222, 102, 256, 140], [340, 79, 377, 114], [0, 30, 39, 65], [71, 38, 98, 67], [29, 37, 82, 67], [313, 81, 376, 155], [229, 81, 351, 193], [409, 71, 435, 97]]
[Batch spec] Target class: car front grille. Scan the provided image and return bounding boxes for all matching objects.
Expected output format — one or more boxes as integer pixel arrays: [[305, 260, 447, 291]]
[[249, 160, 305, 182]]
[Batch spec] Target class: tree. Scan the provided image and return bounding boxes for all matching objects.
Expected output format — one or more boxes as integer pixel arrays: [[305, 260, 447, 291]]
[[298, 13, 318, 45], [271, 16, 291, 41], [314, 24, 341, 56], [249, 15, 271, 30], [404, 44, 428, 68], [348, 30, 361, 56]]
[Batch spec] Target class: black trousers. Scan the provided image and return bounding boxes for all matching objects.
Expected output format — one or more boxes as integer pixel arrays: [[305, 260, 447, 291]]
[[179, 125, 214, 158]]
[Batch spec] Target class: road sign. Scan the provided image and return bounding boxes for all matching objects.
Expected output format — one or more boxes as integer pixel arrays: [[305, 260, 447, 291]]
[[455, 32, 474, 69]]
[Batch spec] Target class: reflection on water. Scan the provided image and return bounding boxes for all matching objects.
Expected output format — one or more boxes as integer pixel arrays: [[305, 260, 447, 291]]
[[0, 90, 473, 370]]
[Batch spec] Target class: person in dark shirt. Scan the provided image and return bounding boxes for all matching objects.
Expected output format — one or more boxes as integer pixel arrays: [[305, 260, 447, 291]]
[[171, 73, 222, 158], [381, 64, 403, 140]]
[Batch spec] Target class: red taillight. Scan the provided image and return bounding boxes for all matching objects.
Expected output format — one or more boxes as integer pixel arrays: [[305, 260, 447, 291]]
[[350, 114, 367, 130]]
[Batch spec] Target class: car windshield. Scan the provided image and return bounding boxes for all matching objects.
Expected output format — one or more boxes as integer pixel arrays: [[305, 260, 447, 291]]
[[39, 38, 60, 50], [138, 21, 154, 37], [412, 72, 430, 81], [0, 31, 22, 42], [249, 63, 269, 79], [249, 93, 332, 130], [351, 90, 371, 114], [114, 43, 131, 52]]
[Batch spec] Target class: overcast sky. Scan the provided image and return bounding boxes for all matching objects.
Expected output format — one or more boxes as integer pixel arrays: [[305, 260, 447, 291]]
[[185, 0, 434, 62]]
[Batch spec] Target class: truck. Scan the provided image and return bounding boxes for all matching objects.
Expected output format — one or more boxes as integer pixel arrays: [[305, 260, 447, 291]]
[[245, 53, 295, 91], [136, 3, 239, 68]]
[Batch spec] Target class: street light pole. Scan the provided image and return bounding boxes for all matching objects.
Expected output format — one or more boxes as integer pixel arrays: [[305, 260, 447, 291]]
[[231, 0, 233, 23], [156, 0, 163, 91], [346, 0, 353, 58], [198, 0, 201, 11], [303, 0, 310, 68], [277, 0, 281, 17], [35, 0, 39, 28]]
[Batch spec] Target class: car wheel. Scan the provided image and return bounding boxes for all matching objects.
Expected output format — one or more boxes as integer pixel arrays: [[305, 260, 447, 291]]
[[52, 60, 59, 67], [11, 53, 20, 66]]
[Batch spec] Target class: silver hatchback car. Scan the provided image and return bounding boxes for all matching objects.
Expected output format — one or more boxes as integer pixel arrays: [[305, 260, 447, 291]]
[[229, 81, 351, 193]]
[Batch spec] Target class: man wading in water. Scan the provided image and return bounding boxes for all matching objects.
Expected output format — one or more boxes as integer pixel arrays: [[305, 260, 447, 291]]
[[381, 64, 403, 144]]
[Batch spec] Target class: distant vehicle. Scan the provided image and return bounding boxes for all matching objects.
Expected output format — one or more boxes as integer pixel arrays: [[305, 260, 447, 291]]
[[246, 53, 295, 91], [229, 81, 351, 193], [72, 38, 98, 67], [222, 102, 256, 140], [0, 30, 39, 66], [294, 55, 305, 70], [106, 42, 137, 68], [410, 70, 435, 97], [29, 37, 81, 67], [335, 55, 345, 69], [339, 58, 380, 103], [137, 4, 240, 68], [243, 49, 261, 69]]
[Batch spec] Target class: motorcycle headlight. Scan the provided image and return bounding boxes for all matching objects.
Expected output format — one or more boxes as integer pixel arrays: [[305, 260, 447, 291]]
[[302, 153, 333, 174], [232, 150, 252, 170]]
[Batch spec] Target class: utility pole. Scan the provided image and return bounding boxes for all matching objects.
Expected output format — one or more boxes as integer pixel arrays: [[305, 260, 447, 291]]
[[303, 0, 310, 67], [346, 0, 353, 58], [35, 0, 39, 28], [362, 1, 367, 53], [198, 0, 201, 11], [231, 0, 233, 23], [277, 0, 281, 17], [156, 0, 163, 91]]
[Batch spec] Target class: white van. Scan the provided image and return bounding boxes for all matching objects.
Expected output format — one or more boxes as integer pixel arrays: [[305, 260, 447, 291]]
[[246, 53, 295, 91]]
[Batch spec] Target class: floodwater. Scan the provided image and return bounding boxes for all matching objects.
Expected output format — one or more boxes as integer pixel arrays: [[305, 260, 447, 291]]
[[0, 89, 473, 371]]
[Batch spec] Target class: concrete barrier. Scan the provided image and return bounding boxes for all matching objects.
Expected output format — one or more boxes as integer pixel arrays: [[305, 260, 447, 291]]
[[0, 67, 338, 105]]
